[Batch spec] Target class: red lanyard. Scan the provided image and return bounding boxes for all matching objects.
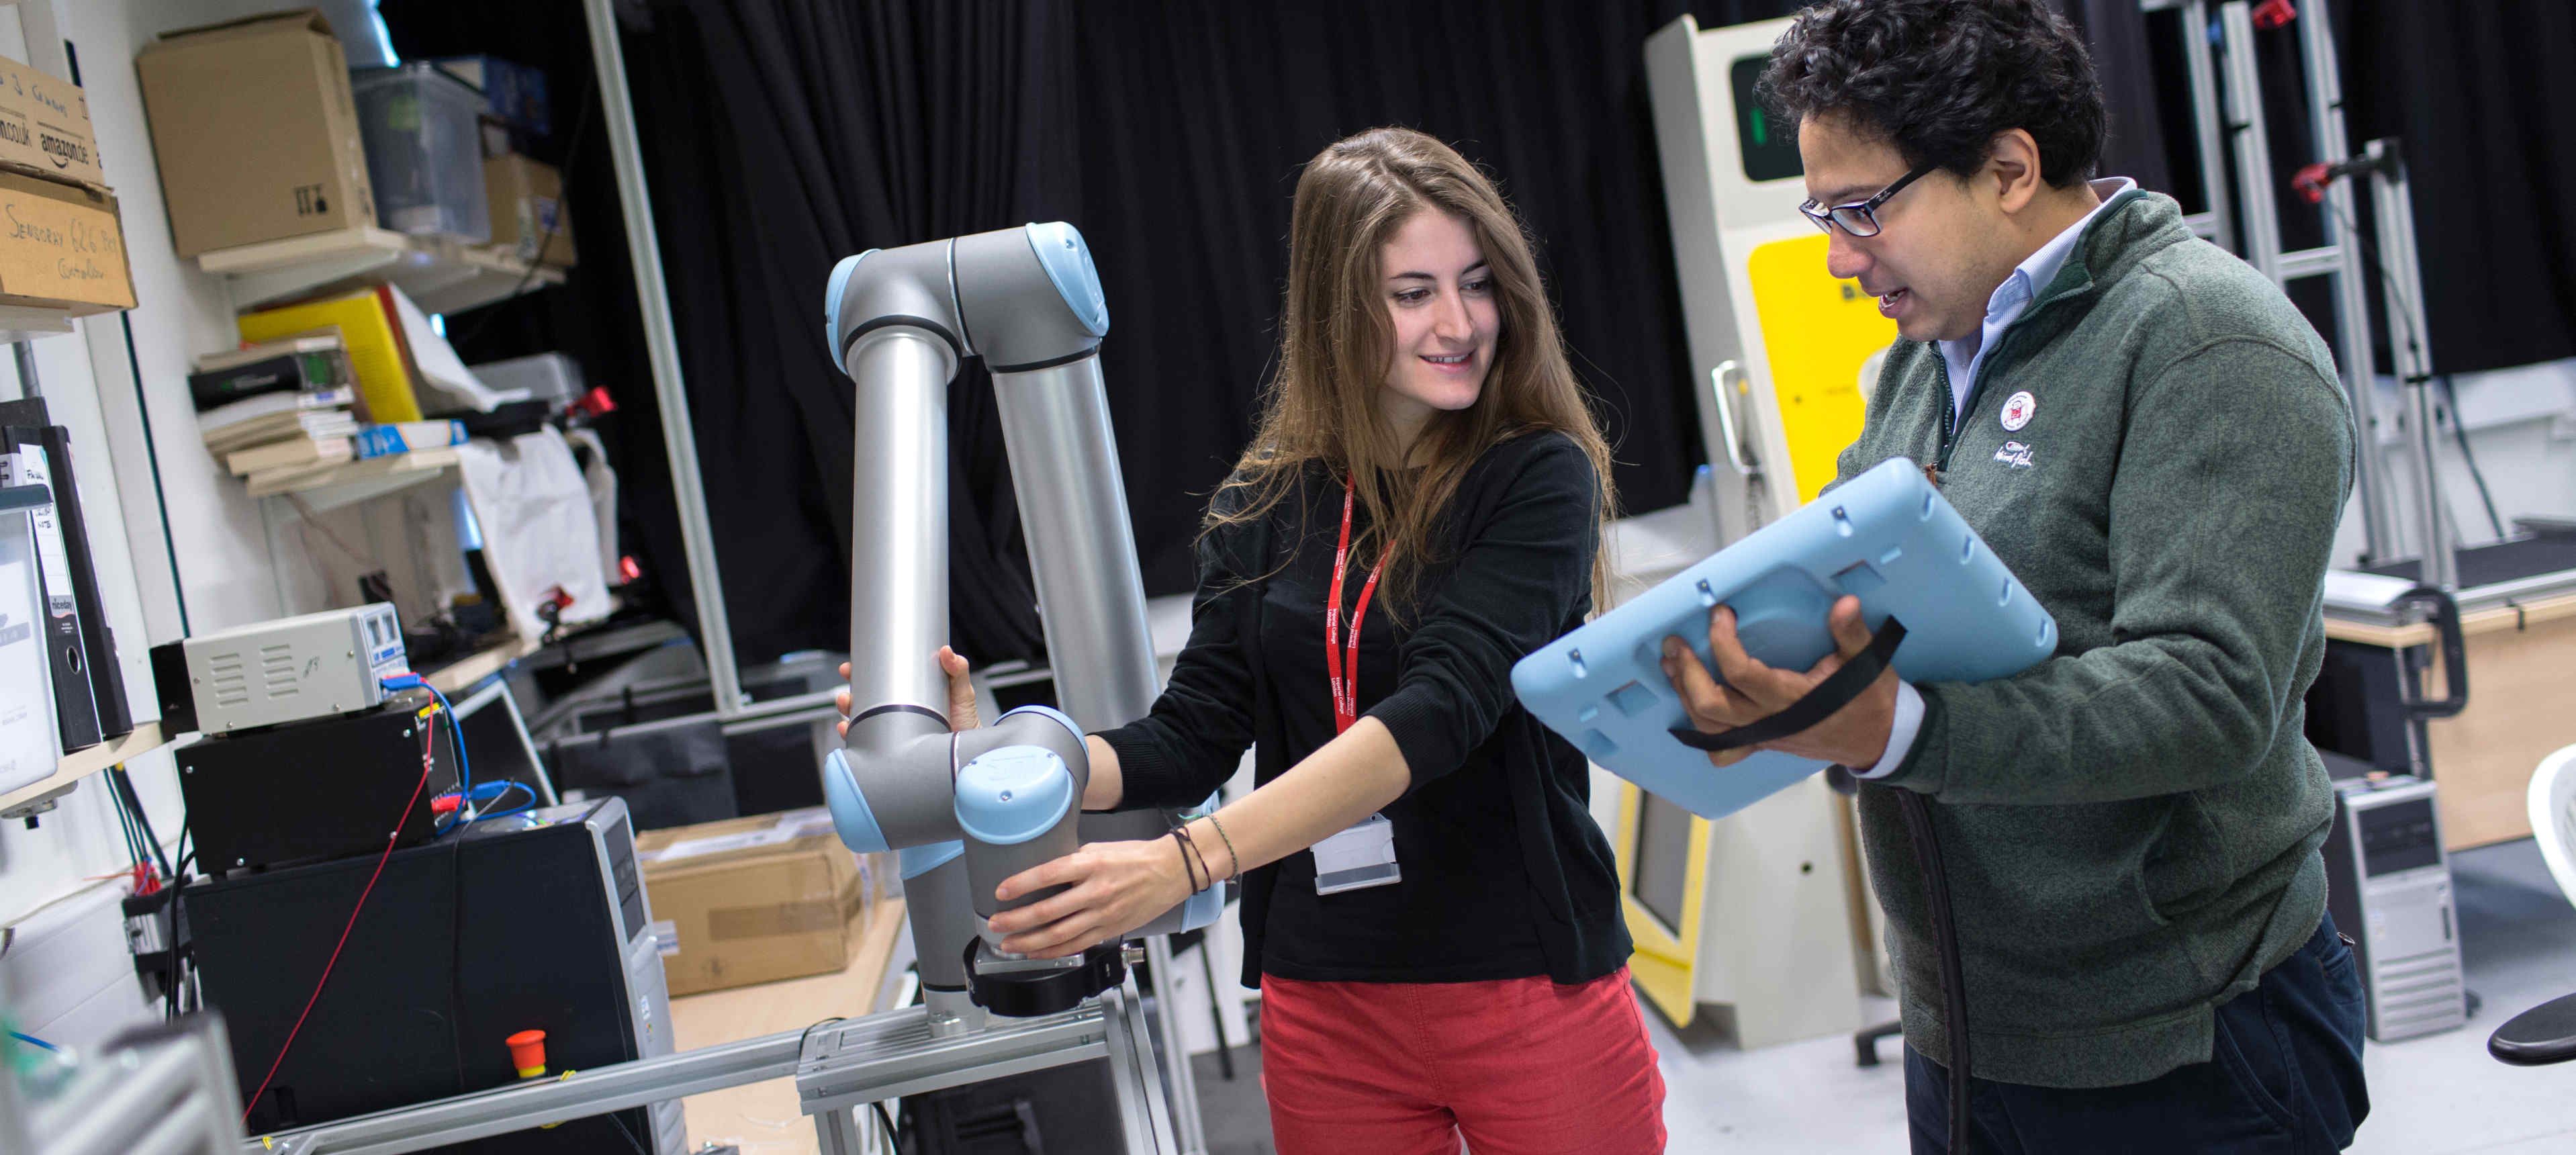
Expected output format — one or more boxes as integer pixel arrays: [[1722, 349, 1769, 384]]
[[1325, 473, 1382, 735]]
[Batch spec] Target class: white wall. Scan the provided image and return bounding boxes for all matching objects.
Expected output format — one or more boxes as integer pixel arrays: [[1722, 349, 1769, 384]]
[[0, 0, 286, 1001], [0, 0, 489, 956], [73, 0, 299, 635], [2331, 357, 2576, 569]]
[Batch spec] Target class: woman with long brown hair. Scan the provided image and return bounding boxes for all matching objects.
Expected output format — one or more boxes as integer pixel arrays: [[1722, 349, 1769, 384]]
[[852, 127, 1665, 1152]]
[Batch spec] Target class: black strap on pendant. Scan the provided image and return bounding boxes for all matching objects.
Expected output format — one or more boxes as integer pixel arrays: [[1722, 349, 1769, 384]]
[[1669, 617, 1907, 753]]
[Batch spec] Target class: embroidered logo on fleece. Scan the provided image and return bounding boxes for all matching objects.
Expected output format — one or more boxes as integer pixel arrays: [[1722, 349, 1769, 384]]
[[2000, 390, 2037, 431], [1993, 441, 2035, 469]]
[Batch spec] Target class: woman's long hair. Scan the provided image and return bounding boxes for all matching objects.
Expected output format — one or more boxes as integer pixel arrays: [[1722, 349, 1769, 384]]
[[1207, 127, 1617, 616]]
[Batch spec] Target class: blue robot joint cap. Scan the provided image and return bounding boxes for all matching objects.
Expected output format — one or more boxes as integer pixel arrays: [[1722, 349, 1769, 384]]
[[953, 745, 1076, 845]]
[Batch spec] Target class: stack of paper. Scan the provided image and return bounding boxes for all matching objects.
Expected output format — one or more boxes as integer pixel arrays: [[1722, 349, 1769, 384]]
[[201, 387, 362, 475]]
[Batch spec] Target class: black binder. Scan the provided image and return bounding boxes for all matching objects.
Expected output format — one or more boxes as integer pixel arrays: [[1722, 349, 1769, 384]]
[[0, 399, 130, 740], [1, 424, 99, 752], [38, 425, 130, 737]]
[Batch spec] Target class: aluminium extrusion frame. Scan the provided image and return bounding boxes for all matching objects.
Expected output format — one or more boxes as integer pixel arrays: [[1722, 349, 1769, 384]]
[[3, 1015, 247, 1155], [237, 978, 1173, 1155], [580, 0, 745, 716], [2149, 0, 2407, 564], [2362, 140, 2454, 594]]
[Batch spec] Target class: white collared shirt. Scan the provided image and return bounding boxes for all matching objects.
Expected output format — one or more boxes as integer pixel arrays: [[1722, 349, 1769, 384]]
[[1860, 176, 2134, 779], [1934, 177, 2135, 426]]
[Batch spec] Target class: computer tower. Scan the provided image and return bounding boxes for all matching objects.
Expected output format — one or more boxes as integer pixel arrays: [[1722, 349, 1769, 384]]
[[2304, 639, 2422, 775], [2319, 775, 2467, 1042], [900, 1060, 1128, 1155], [185, 798, 685, 1152]]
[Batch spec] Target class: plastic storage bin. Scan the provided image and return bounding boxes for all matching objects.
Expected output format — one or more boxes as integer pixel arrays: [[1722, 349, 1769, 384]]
[[351, 64, 491, 242], [467, 353, 584, 407]]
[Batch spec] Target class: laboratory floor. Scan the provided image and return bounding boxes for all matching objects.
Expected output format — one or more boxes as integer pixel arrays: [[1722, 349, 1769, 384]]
[[1187, 838, 2576, 1153]]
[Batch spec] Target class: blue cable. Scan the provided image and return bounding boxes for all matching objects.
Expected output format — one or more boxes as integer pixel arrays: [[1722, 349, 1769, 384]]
[[9, 1030, 57, 1052], [436, 781, 533, 835], [426, 684, 472, 801], [384, 674, 478, 833]]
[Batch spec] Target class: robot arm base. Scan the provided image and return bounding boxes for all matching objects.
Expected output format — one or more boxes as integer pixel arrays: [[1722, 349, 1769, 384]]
[[965, 939, 1129, 1020]]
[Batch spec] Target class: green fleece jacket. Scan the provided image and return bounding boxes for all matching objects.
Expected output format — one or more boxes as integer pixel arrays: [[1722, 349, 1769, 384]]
[[1830, 188, 2354, 1088]]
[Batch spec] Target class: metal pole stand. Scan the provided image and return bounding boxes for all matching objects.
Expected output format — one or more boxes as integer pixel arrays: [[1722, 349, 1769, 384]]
[[2155, 0, 2404, 561], [2356, 140, 2453, 591]]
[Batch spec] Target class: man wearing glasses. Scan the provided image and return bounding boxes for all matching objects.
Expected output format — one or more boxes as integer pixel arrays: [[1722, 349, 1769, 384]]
[[1656, 0, 2371, 1151]]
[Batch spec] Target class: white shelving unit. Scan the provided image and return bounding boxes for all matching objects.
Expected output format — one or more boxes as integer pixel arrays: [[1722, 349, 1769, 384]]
[[0, 304, 91, 344], [0, 622, 532, 820], [424, 632, 541, 696], [244, 446, 461, 510], [0, 722, 169, 819], [196, 226, 565, 315]]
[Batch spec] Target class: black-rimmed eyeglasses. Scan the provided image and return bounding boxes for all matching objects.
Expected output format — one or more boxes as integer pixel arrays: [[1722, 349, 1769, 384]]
[[1800, 163, 1938, 238]]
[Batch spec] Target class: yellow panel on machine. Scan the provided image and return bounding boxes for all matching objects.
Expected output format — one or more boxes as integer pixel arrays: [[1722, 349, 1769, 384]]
[[1747, 233, 1896, 503], [1616, 782, 1714, 1026]]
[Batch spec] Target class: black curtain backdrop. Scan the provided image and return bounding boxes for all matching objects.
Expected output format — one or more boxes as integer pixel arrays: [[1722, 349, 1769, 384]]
[[2335, 0, 2576, 375], [618, 1, 1081, 666], [590, 0, 1826, 667], [377, 1, 704, 651], [2055, 0, 2175, 195], [623, 0, 1823, 670], [385, 1, 2517, 672]]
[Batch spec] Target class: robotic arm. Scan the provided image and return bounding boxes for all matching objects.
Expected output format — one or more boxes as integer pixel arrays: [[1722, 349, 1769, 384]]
[[820, 224, 1218, 1034]]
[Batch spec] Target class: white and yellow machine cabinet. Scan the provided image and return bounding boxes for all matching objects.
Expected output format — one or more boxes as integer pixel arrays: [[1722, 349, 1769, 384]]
[[1619, 12, 1902, 1047]]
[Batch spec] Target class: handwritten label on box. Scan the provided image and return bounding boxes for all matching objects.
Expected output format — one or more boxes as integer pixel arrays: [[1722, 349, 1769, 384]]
[[0, 187, 132, 309]]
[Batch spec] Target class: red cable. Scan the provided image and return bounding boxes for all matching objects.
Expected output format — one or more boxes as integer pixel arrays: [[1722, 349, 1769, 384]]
[[240, 709, 440, 1125]]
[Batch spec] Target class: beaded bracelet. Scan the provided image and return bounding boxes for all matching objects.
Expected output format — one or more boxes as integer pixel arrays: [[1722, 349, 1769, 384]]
[[1199, 813, 1243, 886]]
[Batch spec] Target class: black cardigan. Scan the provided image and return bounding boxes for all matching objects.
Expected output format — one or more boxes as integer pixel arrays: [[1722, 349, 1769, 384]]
[[1096, 431, 1630, 987]]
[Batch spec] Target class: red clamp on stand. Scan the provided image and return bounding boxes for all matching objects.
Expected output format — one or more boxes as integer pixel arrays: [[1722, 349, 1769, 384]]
[[2292, 161, 2334, 205], [2251, 0, 2295, 30], [570, 386, 616, 418], [535, 586, 578, 646], [2292, 154, 2385, 205]]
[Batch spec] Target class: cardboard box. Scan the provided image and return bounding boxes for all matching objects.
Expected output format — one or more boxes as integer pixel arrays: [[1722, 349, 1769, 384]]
[[0, 170, 135, 313], [135, 9, 377, 258], [635, 808, 886, 997], [483, 154, 574, 267], [0, 53, 104, 187]]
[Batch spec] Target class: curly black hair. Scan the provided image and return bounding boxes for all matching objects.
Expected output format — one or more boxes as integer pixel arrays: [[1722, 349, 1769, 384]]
[[1759, 0, 2106, 188]]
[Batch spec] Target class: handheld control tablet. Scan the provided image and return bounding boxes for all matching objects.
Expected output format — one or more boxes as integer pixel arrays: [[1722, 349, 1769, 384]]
[[1512, 458, 2057, 820]]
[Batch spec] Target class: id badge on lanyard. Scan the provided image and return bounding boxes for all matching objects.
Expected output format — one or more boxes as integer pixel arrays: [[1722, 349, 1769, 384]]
[[1316, 473, 1401, 895]]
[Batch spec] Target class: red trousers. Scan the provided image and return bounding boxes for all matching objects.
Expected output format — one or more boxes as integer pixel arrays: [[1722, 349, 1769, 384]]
[[1258, 967, 1667, 1154]]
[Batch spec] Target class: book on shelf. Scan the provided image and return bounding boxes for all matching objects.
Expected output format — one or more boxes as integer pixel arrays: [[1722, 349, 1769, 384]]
[[200, 391, 360, 456], [199, 385, 356, 434], [243, 445, 460, 500], [189, 332, 357, 411], [226, 434, 353, 476], [204, 415, 361, 459], [238, 287, 427, 423], [354, 420, 467, 460], [191, 332, 345, 375]]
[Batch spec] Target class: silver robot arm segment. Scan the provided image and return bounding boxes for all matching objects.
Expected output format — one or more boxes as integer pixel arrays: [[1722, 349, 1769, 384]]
[[820, 224, 1216, 1024]]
